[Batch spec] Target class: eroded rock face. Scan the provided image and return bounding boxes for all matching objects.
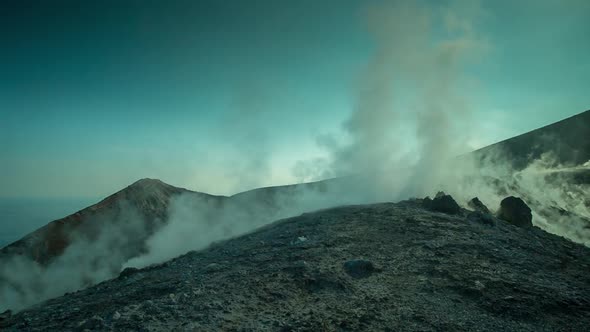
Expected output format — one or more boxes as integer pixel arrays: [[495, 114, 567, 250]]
[[497, 196, 533, 227]]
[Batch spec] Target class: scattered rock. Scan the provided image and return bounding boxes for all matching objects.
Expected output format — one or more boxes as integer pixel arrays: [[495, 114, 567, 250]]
[[468, 197, 491, 214], [77, 315, 105, 330], [204, 263, 223, 273], [423, 193, 462, 215], [119, 267, 139, 278], [343, 259, 377, 279], [497, 196, 533, 227], [474, 280, 485, 290], [467, 211, 495, 226]]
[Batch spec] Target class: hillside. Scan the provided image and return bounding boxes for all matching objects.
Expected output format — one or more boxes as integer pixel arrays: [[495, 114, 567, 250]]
[[472, 110, 590, 170], [2, 198, 589, 331]]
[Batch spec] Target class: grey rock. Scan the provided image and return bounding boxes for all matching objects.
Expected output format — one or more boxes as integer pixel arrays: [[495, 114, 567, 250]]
[[498, 196, 533, 227], [468, 197, 491, 214], [204, 263, 223, 273], [77, 315, 105, 330]]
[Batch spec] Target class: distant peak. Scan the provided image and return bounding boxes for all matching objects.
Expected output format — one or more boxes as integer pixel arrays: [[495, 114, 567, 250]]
[[126, 178, 177, 193], [106, 178, 185, 207], [133, 178, 166, 186]]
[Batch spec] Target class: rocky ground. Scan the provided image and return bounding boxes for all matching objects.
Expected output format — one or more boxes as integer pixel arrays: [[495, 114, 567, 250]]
[[2, 197, 589, 331]]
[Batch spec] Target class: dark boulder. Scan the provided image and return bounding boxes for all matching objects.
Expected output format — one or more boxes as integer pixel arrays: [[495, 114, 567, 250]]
[[423, 193, 462, 215], [343, 260, 377, 279], [119, 267, 139, 278], [497, 196, 533, 227], [468, 197, 491, 214], [0, 310, 12, 321]]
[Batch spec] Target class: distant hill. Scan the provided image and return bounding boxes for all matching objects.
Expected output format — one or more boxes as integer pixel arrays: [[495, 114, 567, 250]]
[[1, 179, 201, 264]]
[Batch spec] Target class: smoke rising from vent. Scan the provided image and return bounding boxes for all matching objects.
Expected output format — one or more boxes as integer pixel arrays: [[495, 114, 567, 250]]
[[1, 0, 589, 314], [291, 0, 489, 201]]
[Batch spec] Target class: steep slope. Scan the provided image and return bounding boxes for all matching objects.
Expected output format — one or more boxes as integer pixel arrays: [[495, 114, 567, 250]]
[[472, 110, 590, 170], [2, 199, 589, 331], [457, 110, 590, 245]]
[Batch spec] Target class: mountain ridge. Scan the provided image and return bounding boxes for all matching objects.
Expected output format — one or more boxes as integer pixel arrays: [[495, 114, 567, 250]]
[[472, 110, 590, 169]]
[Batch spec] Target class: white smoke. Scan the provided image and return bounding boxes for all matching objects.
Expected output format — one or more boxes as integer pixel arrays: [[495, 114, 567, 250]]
[[0, 202, 150, 312], [440, 150, 590, 246], [125, 0, 493, 272], [293, 0, 489, 200], [124, 180, 357, 269], [1, 0, 588, 315]]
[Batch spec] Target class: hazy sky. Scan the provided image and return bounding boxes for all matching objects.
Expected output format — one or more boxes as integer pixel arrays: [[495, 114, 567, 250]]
[[1, 0, 589, 198]]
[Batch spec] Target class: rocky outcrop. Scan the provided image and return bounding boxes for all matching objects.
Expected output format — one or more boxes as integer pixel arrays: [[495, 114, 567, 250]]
[[423, 192, 462, 215], [497, 196, 533, 227], [468, 197, 491, 214]]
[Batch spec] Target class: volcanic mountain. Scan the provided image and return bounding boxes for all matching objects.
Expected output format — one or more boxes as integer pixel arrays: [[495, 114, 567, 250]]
[[2, 197, 590, 331], [3, 111, 588, 265], [0, 179, 201, 265], [0, 110, 589, 319]]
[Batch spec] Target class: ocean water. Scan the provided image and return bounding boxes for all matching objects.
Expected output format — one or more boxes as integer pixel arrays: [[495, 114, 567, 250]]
[[0, 197, 97, 248]]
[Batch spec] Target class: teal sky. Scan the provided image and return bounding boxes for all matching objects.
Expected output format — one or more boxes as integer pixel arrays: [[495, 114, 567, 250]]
[[1, 0, 589, 198]]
